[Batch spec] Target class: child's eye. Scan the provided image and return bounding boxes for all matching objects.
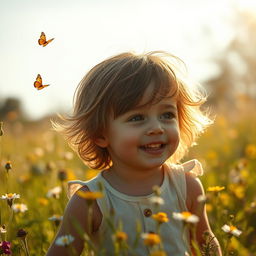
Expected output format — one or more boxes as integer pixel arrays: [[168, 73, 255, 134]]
[[161, 112, 175, 119], [128, 114, 144, 122]]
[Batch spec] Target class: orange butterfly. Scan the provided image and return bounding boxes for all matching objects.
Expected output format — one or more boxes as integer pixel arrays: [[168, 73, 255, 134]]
[[34, 74, 50, 90], [38, 32, 54, 47]]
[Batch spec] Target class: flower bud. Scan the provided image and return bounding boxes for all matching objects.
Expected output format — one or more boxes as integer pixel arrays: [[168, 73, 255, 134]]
[[17, 229, 28, 239]]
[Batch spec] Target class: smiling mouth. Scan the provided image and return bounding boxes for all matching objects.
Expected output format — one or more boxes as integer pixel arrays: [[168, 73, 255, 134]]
[[139, 143, 166, 151]]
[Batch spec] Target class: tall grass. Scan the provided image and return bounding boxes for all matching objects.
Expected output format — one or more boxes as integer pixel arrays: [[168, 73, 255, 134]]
[[0, 111, 255, 255]]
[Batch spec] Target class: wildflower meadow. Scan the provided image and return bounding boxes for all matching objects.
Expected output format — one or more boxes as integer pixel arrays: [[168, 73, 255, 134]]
[[0, 106, 255, 255]]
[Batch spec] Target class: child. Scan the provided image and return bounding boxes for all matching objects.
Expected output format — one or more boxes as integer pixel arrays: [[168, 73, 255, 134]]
[[46, 51, 222, 255]]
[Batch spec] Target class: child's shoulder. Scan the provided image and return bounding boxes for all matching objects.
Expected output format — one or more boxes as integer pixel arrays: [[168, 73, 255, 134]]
[[182, 159, 205, 212], [67, 173, 101, 199]]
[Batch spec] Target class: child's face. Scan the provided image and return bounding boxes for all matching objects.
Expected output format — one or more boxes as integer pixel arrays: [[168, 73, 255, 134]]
[[97, 82, 180, 171]]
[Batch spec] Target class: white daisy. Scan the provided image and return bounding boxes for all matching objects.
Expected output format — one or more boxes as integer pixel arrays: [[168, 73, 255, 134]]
[[46, 186, 62, 199], [1, 193, 20, 200], [173, 211, 199, 224], [149, 196, 165, 205], [0, 225, 7, 233], [12, 203, 28, 213], [48, 215, 63, 222], [55, 235, 74, 246], [221, 224, 242, 237], [197, 195, 207, 203]]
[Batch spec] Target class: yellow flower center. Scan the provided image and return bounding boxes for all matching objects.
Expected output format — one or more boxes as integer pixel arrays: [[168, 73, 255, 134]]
[[62, 237, 68, 243], [230, 225, 237, 231], [7, 193, 13, 198], [152, 212, 169, 223], [181, 211, 192, 218], [143, 233, 161, 246], [115, 231, 128, 242]]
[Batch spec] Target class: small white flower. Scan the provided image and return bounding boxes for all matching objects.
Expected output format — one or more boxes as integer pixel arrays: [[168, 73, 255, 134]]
[[1, 193, 20, 200], [12, 203, 28, 213], [62, 151, 74, 160], [221, 224, 242, 237], [197, 195, 207, 203], [149, 196, 165, 205], [0, 225, 7, 233], [47, 186, 62, 199], [48, 215, 63, 221], [173, 211, 199, 224], [56, 235, 74, 246]]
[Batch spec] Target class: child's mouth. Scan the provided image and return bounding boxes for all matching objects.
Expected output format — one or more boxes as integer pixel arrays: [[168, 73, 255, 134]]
[[139, 143, 166, 153]]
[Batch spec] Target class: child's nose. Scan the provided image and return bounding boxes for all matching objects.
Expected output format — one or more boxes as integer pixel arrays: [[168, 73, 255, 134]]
[[146, 120, 164, 135]]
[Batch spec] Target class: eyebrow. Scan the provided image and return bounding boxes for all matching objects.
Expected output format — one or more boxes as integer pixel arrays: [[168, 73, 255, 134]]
[[160, 103, 177, 111]]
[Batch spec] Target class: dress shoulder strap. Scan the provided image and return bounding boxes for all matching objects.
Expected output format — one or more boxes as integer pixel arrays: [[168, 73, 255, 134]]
[[67, 174, 102, 199]]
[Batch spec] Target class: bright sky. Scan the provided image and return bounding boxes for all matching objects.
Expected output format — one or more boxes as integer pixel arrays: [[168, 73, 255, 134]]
[[0, 0, 254, 119]]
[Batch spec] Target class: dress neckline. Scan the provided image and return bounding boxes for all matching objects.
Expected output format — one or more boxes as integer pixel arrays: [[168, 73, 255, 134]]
[[97, 164, 170, 202]]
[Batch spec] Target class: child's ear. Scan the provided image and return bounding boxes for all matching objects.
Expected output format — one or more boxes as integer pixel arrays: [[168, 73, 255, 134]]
[[94, 136, 108, 148]]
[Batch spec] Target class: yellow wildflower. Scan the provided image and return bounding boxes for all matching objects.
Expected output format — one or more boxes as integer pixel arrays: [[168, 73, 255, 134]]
[[206, 204, 213, 212], [76, 191, 103, 201], [114, 231, 128, 242], [38, 197, 49, 206], [149, 250, 167, 256], [219, 192, 230, 206], [245, 144, 256, 159], [18, 174, 31, 184], [240, 169, 249, 180], [142, 233, 161, 246], [207, 186, 225, 192], [228, 184, 245, 199], [152, 212, 169, 224]]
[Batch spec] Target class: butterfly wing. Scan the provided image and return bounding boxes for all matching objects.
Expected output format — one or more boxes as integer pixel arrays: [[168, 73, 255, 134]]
[[38, 32, 46, 46], [37, 84, 50, 90], [38, 32, 54, 47], [43, 38, 54, 47], [34, 74, 49, 90]]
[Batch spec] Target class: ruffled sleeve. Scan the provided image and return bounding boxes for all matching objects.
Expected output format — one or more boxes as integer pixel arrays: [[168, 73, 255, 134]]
[[181, 159, 203, 176], [67, 180, 87, 199]]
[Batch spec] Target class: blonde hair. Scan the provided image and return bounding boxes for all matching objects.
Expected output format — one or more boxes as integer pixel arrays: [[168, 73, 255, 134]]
[[53, 51, 212, 169]]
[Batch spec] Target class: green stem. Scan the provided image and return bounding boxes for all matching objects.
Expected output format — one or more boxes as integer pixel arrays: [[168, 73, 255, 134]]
[[87, 204, 93, 235], [223, 236, 232, 256], [24, 238, 30, 256], [7, 208, 14, 240], [190, 225, 202, 256]]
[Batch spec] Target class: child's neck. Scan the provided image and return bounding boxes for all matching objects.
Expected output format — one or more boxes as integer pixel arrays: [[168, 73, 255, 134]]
[[102, 165, 164, 196]]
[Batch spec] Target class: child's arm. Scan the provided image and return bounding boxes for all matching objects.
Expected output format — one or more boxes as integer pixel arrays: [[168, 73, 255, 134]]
[[46, 186, 100, 256], [185, 173, 222, 256]]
